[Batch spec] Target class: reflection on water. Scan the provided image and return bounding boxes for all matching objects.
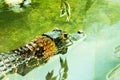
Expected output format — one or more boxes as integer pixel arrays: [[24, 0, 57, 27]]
[[94, 21, 120, 80]]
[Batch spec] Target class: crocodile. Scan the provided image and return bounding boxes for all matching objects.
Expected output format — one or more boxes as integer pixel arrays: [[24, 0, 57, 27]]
[[0, 28, 86, 79]]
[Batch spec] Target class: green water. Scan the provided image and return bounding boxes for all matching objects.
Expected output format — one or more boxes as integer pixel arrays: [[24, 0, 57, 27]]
[[0, 0, 120, 80]]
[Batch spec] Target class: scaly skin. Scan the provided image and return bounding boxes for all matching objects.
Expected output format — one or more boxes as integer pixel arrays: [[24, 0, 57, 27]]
[[0, 29, 85, 78]]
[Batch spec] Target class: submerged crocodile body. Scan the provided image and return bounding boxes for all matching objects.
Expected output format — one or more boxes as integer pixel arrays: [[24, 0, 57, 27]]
[[0, 29, 86, 79]]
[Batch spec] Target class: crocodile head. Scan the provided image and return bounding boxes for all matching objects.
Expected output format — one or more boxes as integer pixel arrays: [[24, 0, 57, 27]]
[[42, 28, 86, 55]]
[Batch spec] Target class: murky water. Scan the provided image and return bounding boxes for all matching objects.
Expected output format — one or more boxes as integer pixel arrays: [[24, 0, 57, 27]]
[[0, 0, 120, 80]]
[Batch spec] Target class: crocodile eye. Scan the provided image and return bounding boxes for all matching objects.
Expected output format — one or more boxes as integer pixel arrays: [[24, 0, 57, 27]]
[[62, 33, 68, 40], [64, 33, 68, 38]]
